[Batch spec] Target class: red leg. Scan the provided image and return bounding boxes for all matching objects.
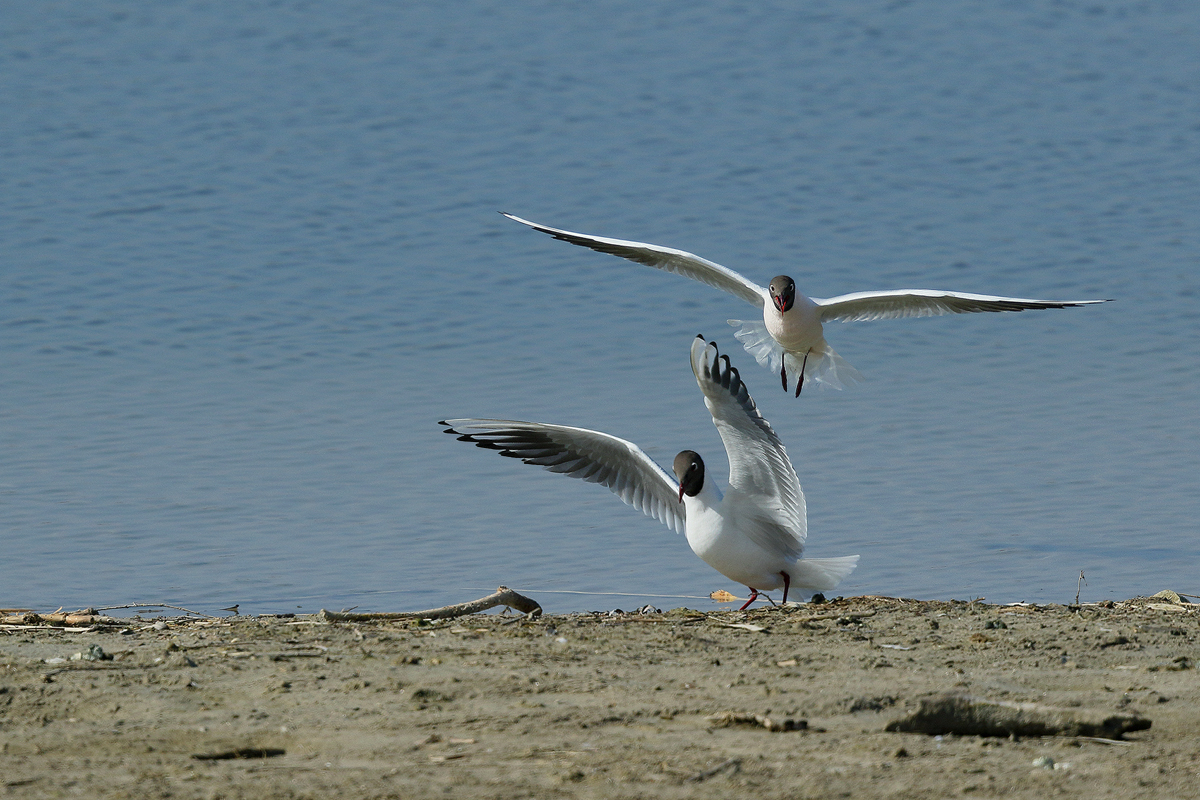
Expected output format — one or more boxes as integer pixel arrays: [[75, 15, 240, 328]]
[[795, 351, 810, 397], [739, 589, 760, 611]]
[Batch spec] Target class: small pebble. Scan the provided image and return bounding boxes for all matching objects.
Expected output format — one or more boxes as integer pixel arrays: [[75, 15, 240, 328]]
[[69, 645, 110, 662]]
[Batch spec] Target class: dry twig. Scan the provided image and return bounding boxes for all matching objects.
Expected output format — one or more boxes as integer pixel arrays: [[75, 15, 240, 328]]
[[1, 612, 122, 627], [317, 586, 542, 622], [687, 757, 742, 782], [97, 603, 218, 618], [706, 712, 808, 732], [790, 609, 877, 624]]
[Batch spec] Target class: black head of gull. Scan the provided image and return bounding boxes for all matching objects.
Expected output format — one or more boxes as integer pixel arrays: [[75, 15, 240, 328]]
[[768, 275, 796, 313], [672, 450, 705, 503]]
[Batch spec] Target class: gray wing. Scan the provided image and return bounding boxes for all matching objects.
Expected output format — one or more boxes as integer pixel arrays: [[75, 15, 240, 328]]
[[688, 336, 806, 546], [503, 213, 767, 308], [440, 419, 685, 533], [815, 289, 1111, 323]]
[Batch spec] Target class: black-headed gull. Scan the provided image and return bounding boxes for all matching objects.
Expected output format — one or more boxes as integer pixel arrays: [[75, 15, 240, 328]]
[[441, 335, 858, 608], [502, 213, 1111, 396]]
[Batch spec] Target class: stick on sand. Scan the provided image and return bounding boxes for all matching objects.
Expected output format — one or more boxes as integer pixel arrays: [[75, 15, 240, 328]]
[[318, 586, 542, 622]]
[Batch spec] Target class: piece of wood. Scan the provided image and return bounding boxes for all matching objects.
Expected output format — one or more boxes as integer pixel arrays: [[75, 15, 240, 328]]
[[789, 609, 877, 623], [97, 603, 218, 618], [706, 712, 808, 732], [192, 748, 286, 760], [718, 622, 768, 632], [687, 757, 741, 782], [0, 613, 122, 627], [885, 694, 1151, 739], [317, 586, 542, 622], [3, 602, 217, 626]]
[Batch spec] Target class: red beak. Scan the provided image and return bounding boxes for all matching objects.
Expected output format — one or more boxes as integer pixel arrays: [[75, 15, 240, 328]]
[[678, 485, 685, 503]]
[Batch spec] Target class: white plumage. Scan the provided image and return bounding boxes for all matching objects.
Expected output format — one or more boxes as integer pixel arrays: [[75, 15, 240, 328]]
[[441, 336, 858, 606], [503, 213, 1110, 395]]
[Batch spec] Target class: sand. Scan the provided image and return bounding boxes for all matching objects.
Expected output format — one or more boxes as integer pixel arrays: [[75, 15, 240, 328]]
[[2, 592, 1198, 799]]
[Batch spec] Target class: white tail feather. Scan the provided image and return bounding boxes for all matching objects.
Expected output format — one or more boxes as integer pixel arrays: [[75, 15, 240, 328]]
[[729, 320, 864, 390], [789, 555, 860, 592]]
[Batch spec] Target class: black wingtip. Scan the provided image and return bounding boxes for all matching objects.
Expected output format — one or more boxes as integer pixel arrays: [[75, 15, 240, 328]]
[[718, 354, 731, 383], [460, 435, 511, 452]]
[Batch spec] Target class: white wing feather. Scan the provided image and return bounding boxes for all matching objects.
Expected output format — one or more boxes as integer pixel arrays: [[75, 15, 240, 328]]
[[815, 289, 1110, 323], [440, 419, 685, 533], [503, 213, 767, 308], [688, 337, 806, 549]]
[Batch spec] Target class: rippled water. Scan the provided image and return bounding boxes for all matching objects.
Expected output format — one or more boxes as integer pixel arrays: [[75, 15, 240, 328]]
[[3, 2, 1198, 613]]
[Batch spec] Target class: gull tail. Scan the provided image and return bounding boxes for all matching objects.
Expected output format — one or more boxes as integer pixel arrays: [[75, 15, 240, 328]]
[[789, 555, 860, 592], [788, 342, 863, 391], [728, 320, 864, 391], [729, 318, 784, 374]]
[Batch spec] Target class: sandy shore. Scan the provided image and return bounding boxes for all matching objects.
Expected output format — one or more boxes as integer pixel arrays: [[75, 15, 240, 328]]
[[2, 592, 1197, 799]]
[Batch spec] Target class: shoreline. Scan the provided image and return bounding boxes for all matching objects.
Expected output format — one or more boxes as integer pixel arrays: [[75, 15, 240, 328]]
[[2, 593, 1197, 798]]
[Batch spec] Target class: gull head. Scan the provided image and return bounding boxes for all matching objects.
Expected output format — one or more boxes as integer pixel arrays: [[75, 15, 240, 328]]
[[673, 450, 705, 503], [769, 276, 796, 313]]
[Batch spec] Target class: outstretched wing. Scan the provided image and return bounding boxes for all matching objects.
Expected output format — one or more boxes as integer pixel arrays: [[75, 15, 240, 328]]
[[440, 419, 685, 533], [503, 213, 767, 308], [815, 289, 1111, 323], [688, 336, 806, 545]]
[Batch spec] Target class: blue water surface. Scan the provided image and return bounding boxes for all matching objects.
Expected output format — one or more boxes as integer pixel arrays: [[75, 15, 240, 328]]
[[2, 1, 1197, 613]]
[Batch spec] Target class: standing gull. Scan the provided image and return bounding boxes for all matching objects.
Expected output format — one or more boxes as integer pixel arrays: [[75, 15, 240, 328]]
[[441, 336, 858, 608], [502, 213, 1111, 395]]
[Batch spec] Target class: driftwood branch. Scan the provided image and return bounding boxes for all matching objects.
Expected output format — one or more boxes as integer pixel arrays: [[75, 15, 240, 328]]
[[3, 602, 221, 628], [317, 586, 542, 623], [1, 612, 123, 627], [706, 712, 808, 732], [687, 757, 742, 782], [192, 747, 287, 761], [791, 609, 877, 623], [886, 694, 1151, 739], [96, 603, 219, 618]]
